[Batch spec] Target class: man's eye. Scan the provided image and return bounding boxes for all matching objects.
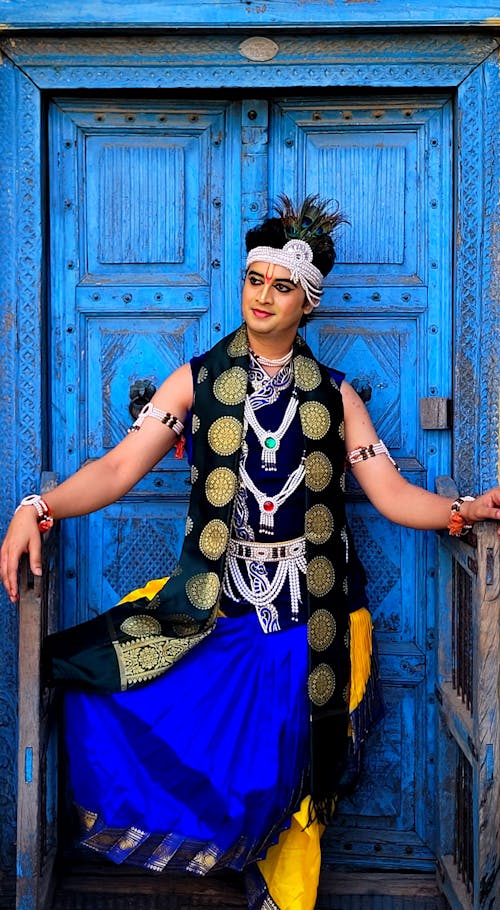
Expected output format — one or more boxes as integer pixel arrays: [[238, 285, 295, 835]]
[[275, 283, 291, 293], [248, 275, 262, 285]]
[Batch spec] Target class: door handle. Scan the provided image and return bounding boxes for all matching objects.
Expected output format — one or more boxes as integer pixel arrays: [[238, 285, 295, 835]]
[[128, 379, 157, 419], [351, 378, 372, 404]]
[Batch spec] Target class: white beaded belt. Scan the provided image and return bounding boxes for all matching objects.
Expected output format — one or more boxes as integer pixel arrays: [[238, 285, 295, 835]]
[[228, 536, 306, 563]]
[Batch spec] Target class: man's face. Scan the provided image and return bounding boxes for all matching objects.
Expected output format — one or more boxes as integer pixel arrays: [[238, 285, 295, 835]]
[[241, 261, 313, 344]]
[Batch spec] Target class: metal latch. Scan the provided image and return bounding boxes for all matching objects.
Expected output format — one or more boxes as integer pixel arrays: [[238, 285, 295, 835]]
[[420, 397, 452, 430]]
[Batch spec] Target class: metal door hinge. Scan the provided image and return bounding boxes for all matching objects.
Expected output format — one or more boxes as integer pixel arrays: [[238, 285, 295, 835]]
[[420, 397, 452, 429]]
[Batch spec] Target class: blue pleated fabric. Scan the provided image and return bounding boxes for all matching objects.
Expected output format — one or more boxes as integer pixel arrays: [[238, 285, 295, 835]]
[[64, 611, 310, 872]]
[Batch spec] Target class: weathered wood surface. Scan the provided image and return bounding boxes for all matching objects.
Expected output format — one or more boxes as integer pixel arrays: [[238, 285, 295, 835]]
[[0, 0, 499, 29], [438, 521, 500, 909], [16, 474, 59, 910], [2, 33, 498, 92], [51, 866, 446, 909]]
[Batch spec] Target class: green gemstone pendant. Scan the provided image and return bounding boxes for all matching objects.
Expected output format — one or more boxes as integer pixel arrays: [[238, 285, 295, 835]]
[[264, 436, 277, 449]]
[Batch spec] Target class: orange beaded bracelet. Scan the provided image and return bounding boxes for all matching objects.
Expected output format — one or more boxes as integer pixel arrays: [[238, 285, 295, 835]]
[[448, 496, 475, 537]]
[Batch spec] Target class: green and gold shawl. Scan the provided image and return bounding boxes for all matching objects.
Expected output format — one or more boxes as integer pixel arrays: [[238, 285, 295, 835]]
[[45, 324, 352, 818]]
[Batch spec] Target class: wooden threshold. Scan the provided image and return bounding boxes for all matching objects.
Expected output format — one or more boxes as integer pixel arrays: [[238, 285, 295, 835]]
[[51, 862, 447, 909]]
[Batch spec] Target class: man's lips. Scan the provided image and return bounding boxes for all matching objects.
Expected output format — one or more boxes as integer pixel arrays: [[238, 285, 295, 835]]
[[251, 307, 273, 318]]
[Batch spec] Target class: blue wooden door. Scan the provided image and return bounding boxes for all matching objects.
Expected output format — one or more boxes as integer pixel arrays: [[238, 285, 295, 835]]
[[49, 94, 452, 872], [49, 99, 242, 627], [269, 95, 453, 869]]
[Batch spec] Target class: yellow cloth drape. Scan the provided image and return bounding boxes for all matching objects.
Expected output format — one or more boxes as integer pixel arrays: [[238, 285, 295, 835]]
[[257, 797, 324, 910], [348, 606, 373, 713], [118, 577, 168, 604], [258, 607, 373, 909]]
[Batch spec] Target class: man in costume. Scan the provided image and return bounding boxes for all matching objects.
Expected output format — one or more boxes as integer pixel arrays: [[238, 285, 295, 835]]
[[2, 196, 500, 910]]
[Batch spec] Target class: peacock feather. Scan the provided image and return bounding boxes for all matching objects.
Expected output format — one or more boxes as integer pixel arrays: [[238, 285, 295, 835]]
[[274, 194, 346, 250]]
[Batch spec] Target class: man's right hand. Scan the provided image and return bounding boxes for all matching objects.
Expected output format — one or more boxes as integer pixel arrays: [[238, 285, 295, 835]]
[[0, 508, 42, 603]]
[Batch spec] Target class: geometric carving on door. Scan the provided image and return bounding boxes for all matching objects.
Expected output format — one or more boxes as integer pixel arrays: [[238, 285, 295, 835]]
[[337, 692, 402, 820], [103, 517, 182, 598], [96, 322, 196, 448], [98, 144, 184, 264], [317, 328, 403, 449], [349, 514, 401, 629]]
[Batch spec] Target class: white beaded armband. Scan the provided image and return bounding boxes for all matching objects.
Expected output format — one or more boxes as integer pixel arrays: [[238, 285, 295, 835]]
[[128, 402, 184, 437], [346, 439, 400, 471]]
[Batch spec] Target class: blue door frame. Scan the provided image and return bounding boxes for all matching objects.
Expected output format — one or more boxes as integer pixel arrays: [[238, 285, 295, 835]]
[[0, 25, 499, 906]]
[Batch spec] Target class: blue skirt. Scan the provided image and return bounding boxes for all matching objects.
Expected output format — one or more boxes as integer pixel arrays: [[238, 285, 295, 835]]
[[64, 612, 310, 873]]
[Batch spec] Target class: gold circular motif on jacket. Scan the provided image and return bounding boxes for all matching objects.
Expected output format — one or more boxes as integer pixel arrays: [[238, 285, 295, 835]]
[[306, 556, 335, 597], [185, 572, 220, 610], [199, 519, 229, 560], [307, 609, 337, 652], [304, 451, 333, 492], [192, 414, 201, 434], [344, 628, 350, 649], [294, 356, 321, 392], [197, 366, 208, 384], [207, 416, 243, 457], [185, 516, 194, 536], [191, 465, 199, 484], [338, 419, 345, 441], [340, 473, 346, 493], [227, 326, 249, 357], [205, 467, 238, 507], [343, 576, 349, 595], [299, 401, 330, 440], [213, 367, 247, 406], [120, 614, 162, 639], [307, 663, 336, 706], [305, 505, 334, 545]]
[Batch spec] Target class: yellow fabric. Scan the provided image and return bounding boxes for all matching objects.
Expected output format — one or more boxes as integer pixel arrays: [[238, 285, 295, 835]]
[[118, 577, 168, 604], [257, 797, 324, 910], [259, 609, 373, 907], [348, 606, 373, 713]]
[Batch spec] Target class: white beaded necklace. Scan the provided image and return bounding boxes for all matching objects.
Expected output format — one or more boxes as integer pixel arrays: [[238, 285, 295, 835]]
[[244, 392, 298, 471], [238, 455, 305, 535], [253, 348, 294, 368]]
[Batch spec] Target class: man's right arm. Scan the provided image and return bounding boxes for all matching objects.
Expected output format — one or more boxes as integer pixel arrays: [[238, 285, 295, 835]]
[[0, 362, 194, 602]]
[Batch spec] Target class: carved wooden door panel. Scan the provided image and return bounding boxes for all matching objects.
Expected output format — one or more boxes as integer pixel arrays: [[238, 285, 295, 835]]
[[435, 516, 500, 909], [49, 98, 239, 628], [269, 95, 453, 870]]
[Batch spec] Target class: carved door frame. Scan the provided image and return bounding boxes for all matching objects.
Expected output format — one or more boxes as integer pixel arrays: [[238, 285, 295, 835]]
[[0, 29, 499, 902]]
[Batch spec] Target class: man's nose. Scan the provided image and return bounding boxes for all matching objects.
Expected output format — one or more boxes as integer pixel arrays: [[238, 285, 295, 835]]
[[257, 282, 272, 304]]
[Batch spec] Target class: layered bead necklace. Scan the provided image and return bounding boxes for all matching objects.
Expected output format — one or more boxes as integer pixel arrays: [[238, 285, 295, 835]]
[[224, 350, 307, 628], [246, 347, 297, 471], [238, 455, 305, 535], [251, 348, 294, 369], [244, 392, 298, 471], [240, 348, 305, 535]]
